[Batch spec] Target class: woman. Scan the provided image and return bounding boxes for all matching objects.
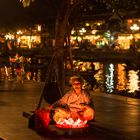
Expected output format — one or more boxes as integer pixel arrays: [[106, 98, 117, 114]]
[[52, 75, 95, 123]]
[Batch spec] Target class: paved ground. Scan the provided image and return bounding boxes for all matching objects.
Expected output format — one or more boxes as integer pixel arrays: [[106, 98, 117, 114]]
[[0, 80, 140, 140]]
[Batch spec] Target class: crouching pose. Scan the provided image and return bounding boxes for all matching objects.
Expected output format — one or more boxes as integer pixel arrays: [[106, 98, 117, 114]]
[[52, 76, 94, 123]]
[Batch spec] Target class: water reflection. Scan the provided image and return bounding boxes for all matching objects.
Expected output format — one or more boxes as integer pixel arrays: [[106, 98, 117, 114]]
[[127, 70, 139, 93], [67, 61, 140, 97], [116, 64, 127, 91], [105, 63, 115, 93], [0, 56, 140, 97], [22, 60, 140, 97], [105, 63, 140, 96]]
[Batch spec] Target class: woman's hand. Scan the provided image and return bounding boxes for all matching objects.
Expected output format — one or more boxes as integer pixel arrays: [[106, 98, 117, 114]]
[[61, 104, 69, 110], [79, 103, 89, 110]]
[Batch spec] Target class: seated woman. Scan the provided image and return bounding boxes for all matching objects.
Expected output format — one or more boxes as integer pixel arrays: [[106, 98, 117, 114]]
[[51, 75, 95, 124]]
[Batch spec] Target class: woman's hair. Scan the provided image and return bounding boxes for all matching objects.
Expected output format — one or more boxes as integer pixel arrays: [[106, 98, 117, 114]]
[[69, 75, 84, 85]]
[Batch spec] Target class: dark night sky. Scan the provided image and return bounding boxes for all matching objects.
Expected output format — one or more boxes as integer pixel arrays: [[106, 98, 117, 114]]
[[0, 0, 112, 28], [0, 0, 24, 25], [1, 0, 138, 29], [0, 0, 105, 26], [0, 0, 50, 28]]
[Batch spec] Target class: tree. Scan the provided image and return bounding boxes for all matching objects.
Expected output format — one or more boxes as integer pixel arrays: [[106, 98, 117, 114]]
[[19, 0, 140, 94], [19, 0, 86, 94]]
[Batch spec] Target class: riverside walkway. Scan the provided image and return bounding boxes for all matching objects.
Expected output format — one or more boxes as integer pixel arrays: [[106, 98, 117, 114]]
[[0, 80, 140, 140]]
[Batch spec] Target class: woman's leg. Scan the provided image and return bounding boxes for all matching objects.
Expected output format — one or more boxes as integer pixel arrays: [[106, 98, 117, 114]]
[[53, 107, 70, 123], [83, 107, 94, 120]]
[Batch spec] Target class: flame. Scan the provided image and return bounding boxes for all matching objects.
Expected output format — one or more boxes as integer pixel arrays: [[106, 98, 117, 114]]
[[56, 118, 88, 128]]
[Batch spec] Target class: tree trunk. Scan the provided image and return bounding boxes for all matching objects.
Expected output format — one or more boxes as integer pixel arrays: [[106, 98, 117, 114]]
[[54, 0, 82, 94], [54, 7, 70, 95]]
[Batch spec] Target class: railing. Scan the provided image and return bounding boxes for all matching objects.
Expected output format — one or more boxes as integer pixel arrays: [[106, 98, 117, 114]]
[[1, 47, 140, 63]]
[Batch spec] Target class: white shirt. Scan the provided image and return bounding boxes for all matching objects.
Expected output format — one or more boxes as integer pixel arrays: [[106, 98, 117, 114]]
[[59, 89, 91, 112]]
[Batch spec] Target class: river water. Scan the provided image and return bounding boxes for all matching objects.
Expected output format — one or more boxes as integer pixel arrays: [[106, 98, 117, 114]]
[[70, 60, 140, 98], [21, 59, 140, 98], [1, 57, 140, 98], [99, 62, 139, 97]]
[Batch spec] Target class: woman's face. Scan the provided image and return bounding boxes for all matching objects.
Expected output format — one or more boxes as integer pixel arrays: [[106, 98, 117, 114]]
[[72, 81, 82, 92]]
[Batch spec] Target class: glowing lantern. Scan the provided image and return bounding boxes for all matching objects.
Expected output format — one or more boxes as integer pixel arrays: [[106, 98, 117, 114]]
[[56, 118, 88, 128]]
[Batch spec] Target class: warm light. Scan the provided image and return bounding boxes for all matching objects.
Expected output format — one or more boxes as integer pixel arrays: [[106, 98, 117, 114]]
[[5, 33, 15, 40], [130, 24, 140, 31], [77, 36, 82, 42], [105, 64, 115, 93], [91, 30, 97, 34], [17, 30, 23, 35], [128, 19, 132, 23], [127, 70, 139, 93], [110, 36, 114, 41], [56, 118, 88, 128], [37, 25, 41, 31], [116, 64, 127, 91], [85, 22, 90, 26], [79, 28, 86, 34], [97, 22, 102, 26], [71, 29, 75, 35], [129, 34, 133, 39], [118, 35, 132, 49]]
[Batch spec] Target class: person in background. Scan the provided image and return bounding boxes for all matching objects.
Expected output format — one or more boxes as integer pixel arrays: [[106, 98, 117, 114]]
[[15, 53, 24, 83], [51, 75, 95, 123], [83, 63, 99, 90], [24, 58, 31, 80], [0, 37, 12, 81]]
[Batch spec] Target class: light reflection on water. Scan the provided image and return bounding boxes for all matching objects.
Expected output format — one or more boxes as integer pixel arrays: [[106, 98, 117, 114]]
[[105, 63, 115, 93], [116, 64, 127, 91], [104, 63, 140, 96], [33, 61, 140, 96], [127, 70, 139, 93]]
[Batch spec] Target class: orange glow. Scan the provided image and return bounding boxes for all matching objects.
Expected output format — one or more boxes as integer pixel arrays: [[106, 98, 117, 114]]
[[117, 64, 127, 91], [56, 118, 88, 128], [128, 19, 132, 23]]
